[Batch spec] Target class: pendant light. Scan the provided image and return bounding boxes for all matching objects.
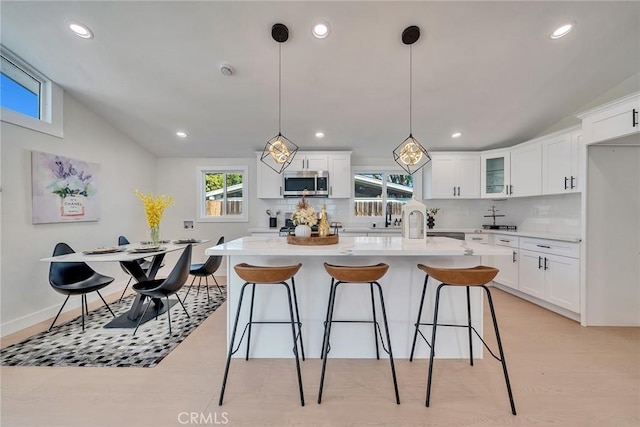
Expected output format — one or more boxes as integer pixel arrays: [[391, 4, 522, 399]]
[[260, 23, 299, 174], [393, 25, 431, 175]]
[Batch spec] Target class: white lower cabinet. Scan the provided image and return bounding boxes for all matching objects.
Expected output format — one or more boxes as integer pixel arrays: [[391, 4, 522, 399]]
[[517, 238, 580, 313], [491, 235, 519, 291]]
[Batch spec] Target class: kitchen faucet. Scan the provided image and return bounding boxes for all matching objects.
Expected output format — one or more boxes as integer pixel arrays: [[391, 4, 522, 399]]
[[385, 202, 392, 228]]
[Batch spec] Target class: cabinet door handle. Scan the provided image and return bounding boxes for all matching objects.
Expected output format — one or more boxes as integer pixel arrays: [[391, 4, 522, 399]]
[[544, 257, 548, 270], [564, 177, 569, 190], [499, 239, 510, 243], [571, 176, 576, 189], [457, 186, 461, 196], [536, 244, 551, 249], [279, 186, 282, 196], [512, 251, 517, 263], [633, 108, 638, 127], [329, 186, 333, 196], [538, 256, 542, 269], [510, 185, 514, 195], [453, 186, 457, 197], [471, 237, 483, 240], [505, 185, 509, 195]]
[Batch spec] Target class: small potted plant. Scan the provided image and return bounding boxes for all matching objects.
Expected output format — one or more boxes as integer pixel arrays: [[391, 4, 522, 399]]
[[291, 196, 317, 237]]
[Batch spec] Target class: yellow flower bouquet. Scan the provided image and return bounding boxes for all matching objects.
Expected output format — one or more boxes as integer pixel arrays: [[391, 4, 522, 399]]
[[134, 190, 175, 244]]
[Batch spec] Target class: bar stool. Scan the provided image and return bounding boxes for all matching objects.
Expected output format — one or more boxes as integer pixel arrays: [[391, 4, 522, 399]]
[[218, 263, 305, 406], [318, 262, 400, 405], [409, 264, 516, 415]]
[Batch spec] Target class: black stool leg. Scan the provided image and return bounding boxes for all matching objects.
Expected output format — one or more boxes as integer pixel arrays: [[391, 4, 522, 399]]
[[410, 274, 430, 362], [426, 283, 446, 407], [219, 282, 250, 405], [133, 297, 153, 335], [281, 281, 305, 406], [373, 281, 400, 404], [245, 283, 256, 360], [184, 276, 197, 300], [290, 276, 306, 361], [49, 295, 70, 331], [466, 286, 474, 366], [369, 282, 380, 360], [96, 290, 115, 318], [118, 277, 132, 303], [212, 275, 224, 295], [320, 278, 336, 359], [318, 280, 340, 403], [482, 285, 517, 415]]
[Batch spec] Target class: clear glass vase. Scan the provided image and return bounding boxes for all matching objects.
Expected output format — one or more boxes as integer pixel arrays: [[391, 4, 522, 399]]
[[149, 225, 161, 245]]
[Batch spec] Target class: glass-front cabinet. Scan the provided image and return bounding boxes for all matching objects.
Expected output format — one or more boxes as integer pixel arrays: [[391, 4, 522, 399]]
[[480, 149, 510, 198]]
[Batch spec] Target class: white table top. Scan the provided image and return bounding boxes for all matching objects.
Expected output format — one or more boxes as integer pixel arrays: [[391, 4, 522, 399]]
[[41, 240, 209, 262], [205, 236, 513, 257]]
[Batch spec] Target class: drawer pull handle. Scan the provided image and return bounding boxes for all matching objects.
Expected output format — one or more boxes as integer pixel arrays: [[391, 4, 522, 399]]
[[512, 251, 517, 263], [544, 257, 549, 270], [453, 186, 456, 197], [472, 237, 482, 240], [536, 244, 551, 249], [633, 109, 638, 127], [564, 177, 569, 190], [538, 256, 542, 269], [499, 239, 510, 243]]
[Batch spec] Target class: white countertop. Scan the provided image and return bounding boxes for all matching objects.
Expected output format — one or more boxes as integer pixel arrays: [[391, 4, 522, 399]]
[[205, 236, 513, 257], [248, 227, 581, 242]]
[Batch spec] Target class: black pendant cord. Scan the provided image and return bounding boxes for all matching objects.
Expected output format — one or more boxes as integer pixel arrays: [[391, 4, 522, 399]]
[[278, 43, 282, 135], [409, 44, 413, 136]]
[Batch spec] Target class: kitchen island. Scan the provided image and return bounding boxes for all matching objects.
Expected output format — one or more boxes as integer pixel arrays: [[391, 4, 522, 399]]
[[206, 236, 512, 359]]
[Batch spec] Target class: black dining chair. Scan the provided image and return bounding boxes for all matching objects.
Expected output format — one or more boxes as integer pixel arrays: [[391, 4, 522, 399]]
[[48, 242, 116, 332], [117, 235, 163, 303], [132, 244, 192, 336], [185, 236, 225, 302]]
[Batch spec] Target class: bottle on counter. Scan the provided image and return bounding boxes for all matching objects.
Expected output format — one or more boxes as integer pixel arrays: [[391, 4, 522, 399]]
[[318, 204, 330, 237]]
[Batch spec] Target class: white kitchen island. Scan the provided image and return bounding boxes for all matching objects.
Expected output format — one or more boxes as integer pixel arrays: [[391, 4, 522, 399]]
[[205, 236, 512, 359]]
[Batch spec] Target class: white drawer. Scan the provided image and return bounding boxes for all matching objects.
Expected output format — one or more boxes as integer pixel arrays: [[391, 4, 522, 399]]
[[465, 233, 488, 244], [493, 234, 519, 248], [519, 237, 580, 258]]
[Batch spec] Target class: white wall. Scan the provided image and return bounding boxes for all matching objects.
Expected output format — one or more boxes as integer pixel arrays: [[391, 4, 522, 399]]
[[1, 94, 157, 336], [585, 145, 640, 326]]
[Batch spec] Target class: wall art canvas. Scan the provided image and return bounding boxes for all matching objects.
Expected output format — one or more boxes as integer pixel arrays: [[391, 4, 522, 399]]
[[31, 151, 100, 224]]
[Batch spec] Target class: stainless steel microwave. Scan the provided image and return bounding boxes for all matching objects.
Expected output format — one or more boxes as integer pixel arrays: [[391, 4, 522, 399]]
[[283, 171, 329, 197]]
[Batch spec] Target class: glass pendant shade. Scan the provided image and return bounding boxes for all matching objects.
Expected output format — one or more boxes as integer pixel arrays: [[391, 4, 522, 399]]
[[393, 134, 431, 175], [261, 132, 299, 174]]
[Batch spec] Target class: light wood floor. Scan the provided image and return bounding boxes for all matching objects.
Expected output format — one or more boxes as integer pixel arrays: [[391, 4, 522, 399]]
[[1, 283, 639, 427]]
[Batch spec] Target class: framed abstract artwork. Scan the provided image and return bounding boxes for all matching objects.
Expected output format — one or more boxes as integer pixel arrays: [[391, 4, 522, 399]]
[[31, 151, 101, 224]]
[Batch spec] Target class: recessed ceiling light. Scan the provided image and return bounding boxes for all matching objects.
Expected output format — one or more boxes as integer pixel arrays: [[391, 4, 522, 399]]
[[315, 131, 325, 138], [451, 132, 462, 138], [68, 22, 93, 39], [176, 131, 188, 138], [220, 64, 233, 76], [312, 21, 331, 39], [550, 22, 575, 39]]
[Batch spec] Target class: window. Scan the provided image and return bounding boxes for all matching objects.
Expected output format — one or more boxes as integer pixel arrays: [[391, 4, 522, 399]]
[[353, 170, 414, 218], [0, 46, 63, 138], [197, 166, 248, 222]]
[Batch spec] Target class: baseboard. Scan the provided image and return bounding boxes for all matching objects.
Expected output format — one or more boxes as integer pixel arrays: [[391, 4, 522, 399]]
[[1, 281, 129, 338]]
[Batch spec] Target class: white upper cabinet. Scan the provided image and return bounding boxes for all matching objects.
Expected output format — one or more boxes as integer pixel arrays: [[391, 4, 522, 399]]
[[425, 153, 480, 199], [542, 128, 582, 195], [578, 92, 640, 145], [287, 153, 329, 172], [327, 152, 352, 198], [480, 149, 510, 198], [510, 142, 542, 197], [256, 153, 284, 198]]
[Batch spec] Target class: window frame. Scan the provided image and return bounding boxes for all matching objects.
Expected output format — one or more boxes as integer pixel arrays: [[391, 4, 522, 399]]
[[197, 166, 248, 223], [350, 166, 420, 224], [0, 46, 63, 138]]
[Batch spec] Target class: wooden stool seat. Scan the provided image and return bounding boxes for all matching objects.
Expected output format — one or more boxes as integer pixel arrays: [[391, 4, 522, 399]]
[[323, 262, 389, 283], [417, 265, 498, 286], [234, 263, 302, 284]]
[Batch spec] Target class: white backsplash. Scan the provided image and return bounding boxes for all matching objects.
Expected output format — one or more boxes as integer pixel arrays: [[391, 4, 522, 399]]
[[258, 193, 582, 237]]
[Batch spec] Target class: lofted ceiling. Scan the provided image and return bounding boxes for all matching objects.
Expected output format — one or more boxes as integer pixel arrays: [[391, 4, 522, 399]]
[[1, 1, 639, 159]]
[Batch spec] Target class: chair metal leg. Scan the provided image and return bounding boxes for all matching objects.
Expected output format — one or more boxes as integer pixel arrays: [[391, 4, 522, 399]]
[[318, 280, 340, 404], [482, 285, 517, 415], [320, 278, 336, 359], [96, 291, 115, 318], [290, 276, 306, 361], [166, 296, 172, 335], [281, 281, 305, 406], [212, 275, 224, 295], [133, 298, 153, 336], [176, 293, 190, 318], [219, 282, 250, 405], [49, 295, 70, 331], [205, 276, 212, 302], [466, 286, 474, 366], [410, 274, 430, 362], [369, 282, 380, 360], [426, 283, 445, 407], [118, 277, 132, 303], [245, 283, 256, 361], [373, 281, 400, 404], [184, 276, 197, 300], [196, 277, 202, 297], [81, 295, 86, 331]]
